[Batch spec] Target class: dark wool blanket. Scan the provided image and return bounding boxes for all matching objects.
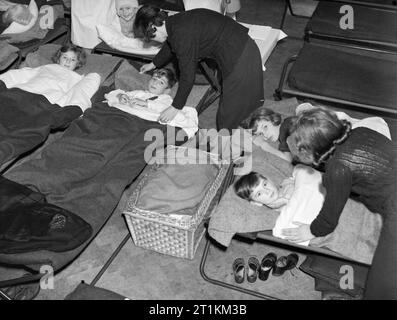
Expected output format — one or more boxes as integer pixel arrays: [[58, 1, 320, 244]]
[[0, 81, 82, 168]]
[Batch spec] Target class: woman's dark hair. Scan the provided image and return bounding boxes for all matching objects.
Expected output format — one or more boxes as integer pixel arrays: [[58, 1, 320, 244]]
[[133, 5, 168, 42], [234, 172, 263, 201], [153, 67, 177, 88], [291, 108, 352, 167], [52, 43, 87, 70], [241, 107, 282, 133]]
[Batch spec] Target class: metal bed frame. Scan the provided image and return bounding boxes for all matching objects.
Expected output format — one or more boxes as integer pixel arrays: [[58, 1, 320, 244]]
[[275, 42, 397, 118], [281, 0, 397, 30], [198, 163, 371, 300], [304, 0, 397, 52], [92, 41, 221, 116], [0, 44, 220, 299]]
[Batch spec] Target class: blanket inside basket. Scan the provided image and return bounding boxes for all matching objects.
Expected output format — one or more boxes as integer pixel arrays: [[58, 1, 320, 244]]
[[136, 162, 219, 216]]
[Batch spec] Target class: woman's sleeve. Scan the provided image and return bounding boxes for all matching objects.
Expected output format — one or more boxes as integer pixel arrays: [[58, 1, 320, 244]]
[[170, 37, 197, 110], [153, 41, 173, 69], [310, 161, 353, 237]]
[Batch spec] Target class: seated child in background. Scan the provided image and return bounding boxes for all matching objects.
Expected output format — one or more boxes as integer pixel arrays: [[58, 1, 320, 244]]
[[115, 67, 176, 112], [0, 43, 100, 111], [234, 165, 325, 245], [115, 0, 138, 38]]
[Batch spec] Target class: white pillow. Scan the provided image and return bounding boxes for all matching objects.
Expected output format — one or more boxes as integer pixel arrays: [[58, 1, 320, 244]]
[[239, 23, 288, 71], [2, 0, 39, 35], [96, 24, 161, 56]]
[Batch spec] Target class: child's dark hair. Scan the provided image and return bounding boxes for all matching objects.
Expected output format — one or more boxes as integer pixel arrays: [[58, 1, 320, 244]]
[[153, 68, 177, 88], [291, 108, 352, 167], [52, 44, 87, 70], [133, 5, 168, 42], [241, 107, 282, 133], [234, 172, 263, 201]]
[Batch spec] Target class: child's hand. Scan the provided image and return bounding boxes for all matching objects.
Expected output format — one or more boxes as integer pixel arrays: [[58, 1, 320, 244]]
[[159, 106, 178, 123], [140, 62, 155, 74], [130, 98, 148, 108], [117, 93, 130, 104], [282, 223, 315, 243]]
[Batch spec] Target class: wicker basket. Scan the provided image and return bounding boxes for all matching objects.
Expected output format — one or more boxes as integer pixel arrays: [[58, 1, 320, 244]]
[[123, 152, 230, 259]]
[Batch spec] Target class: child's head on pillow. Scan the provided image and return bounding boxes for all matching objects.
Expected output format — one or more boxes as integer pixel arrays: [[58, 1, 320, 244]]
[[234, 172, 280, 207], [147, 68, 176, 95], [2, 4, 33, 27], [52, 44, 87, 71]]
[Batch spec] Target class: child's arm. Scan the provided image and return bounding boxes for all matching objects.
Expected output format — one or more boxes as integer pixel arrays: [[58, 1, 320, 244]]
[[253, 136, 292, 162], [64, 72, 101, 111]]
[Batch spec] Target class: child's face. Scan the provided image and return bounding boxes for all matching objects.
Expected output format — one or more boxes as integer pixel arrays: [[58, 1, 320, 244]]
[[250, 177, 279, 206], [117, 5, 137, 22], [148, 75, 169, 95], [255, 119, 280, 142], [58, 51, 79, 71]]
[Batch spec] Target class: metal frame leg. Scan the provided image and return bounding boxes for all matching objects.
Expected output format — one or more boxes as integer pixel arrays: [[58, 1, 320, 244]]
[[90, 233, 131, 286], [280, 0, 314, 29], [0, 289, 12, 300]]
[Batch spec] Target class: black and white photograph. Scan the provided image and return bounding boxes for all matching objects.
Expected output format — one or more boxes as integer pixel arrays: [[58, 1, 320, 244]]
[[0, 0, 396, 306]]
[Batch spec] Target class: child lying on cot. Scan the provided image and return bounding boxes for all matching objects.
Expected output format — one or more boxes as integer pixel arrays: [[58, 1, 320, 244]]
[[105, 68, 198, 138], [245, 103, 391, 163], [234, 164, 325, 246], [115, 67, 176, 110], [0, 43, 100, 112]]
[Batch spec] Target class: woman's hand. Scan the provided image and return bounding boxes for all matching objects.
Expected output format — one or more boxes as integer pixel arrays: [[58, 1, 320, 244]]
[[159, 106, 178, 123], [282, 222, 315, 243], [140, 62, 156, 74]]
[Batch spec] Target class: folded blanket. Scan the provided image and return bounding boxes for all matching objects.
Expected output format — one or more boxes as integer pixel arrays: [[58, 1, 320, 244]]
[[208, 145, 382, 264], [0, 40, 18, 70], [136, 163, 219, 215], [1, 2, 64, 43], [105, 89, 198, 138], [1, 0, 38, 36], [0, 202, 93, 253]]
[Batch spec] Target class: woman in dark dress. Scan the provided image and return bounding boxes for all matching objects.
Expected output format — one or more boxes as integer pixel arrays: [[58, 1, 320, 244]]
[[133, 5, 264, 131], [282, 108, 397, 299]]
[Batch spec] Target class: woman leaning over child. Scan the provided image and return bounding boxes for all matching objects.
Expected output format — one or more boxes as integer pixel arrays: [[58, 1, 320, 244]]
[[283, 108, 397, 299]]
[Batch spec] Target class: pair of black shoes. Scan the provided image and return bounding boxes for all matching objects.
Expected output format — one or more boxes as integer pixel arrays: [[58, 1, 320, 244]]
[[260, 252, 299, 280], [233, 253, 299, 284]]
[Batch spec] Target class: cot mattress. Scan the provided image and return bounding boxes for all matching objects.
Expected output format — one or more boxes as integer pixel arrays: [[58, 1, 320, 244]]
[[287, 42, 397, 112], [306, 1, 397, 48]]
